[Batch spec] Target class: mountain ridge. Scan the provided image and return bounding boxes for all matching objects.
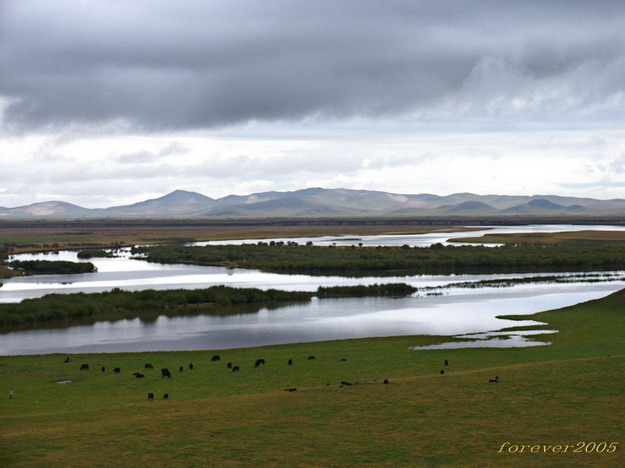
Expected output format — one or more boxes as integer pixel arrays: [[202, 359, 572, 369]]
[[0, 188, 624, 218]]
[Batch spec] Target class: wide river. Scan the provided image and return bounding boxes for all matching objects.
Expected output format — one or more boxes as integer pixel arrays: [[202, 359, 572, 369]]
[[1, 224, 624, 355]]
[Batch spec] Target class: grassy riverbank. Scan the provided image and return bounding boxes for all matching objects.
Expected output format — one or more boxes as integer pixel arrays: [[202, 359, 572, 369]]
[[1, 289, 623, 467], [0, 264, 19, 279]]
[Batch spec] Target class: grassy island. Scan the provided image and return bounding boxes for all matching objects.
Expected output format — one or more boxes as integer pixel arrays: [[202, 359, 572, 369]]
[[132, 242, 625, 275], [7, 260, 97, 276], [0, 283, 417, 329], [76, 249, 116, 259]]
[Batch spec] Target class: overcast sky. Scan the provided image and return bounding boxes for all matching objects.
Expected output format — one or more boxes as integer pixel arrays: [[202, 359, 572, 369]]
[[1, 0, 625, 207]]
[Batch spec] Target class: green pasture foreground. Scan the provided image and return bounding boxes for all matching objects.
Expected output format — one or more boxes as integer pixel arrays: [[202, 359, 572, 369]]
[[1, 291, 624, 467]]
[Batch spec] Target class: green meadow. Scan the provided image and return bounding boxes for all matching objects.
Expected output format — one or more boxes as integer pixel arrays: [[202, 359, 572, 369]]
[[1, 289, 624, 467]]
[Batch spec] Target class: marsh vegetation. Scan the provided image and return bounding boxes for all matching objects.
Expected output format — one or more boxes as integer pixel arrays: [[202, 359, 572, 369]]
[[132, 242, 625, 275]]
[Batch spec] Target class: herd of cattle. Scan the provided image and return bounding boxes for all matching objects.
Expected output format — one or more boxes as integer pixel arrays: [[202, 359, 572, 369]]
[[64, 355, 500, 402], [69, 354, 335, 400]]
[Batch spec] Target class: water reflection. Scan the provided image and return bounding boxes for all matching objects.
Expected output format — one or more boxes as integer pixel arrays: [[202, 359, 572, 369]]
[[2, 225, 625, 355], [0, 287, 617, 355], [411, 329, 558, 349]]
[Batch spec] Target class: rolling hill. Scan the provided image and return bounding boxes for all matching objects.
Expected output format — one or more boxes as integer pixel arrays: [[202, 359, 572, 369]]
[[0, 188, 624, 218]]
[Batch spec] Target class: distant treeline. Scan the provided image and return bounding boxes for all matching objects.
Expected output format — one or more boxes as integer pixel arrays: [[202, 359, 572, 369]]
[[0, 283, 416, 328], [131, 242, 625, 275], [7, 260, 97, 275]]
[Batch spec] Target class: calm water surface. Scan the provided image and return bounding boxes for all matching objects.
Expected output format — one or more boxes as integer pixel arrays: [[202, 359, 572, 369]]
[[1, 225, 624, 355], [0, 286, 618, 355]]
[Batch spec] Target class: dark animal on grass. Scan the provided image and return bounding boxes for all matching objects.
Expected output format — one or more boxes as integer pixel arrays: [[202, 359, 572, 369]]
[[134, 373, 145, 378], [179, 366, 183, 372], [284, 388, 297, 392], [114, 367, 121, 374], [440, 370, 445, 375], [307, 356, 315, 360], [232, 366, 240, 372], [341, 381, 352, 386], [384, 379, 389, 384], [489, 376, 499, 383], [162, 393, 169, 400], [288, 359, 293, 366], [444, 360, 448, 366], [226, 362, 232, 369], [147, 393, 154, 400], [211, 355, 220, 361], [161, 368, 171, 378], [189, 363, 194, 370], [339, 358, 347, 361], [64, 357, 70, 363], [80, 364, 89, 370], [144, 363, 153, 369], [254, 359, 265, 368], [101, 367, 105, 373]]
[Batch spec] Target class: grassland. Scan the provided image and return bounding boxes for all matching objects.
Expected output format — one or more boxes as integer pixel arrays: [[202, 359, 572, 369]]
[[1, 289, 623, 467], [0, 264, 18, 279], [449, 230, 625, 245], [0, 219, 483, 254]]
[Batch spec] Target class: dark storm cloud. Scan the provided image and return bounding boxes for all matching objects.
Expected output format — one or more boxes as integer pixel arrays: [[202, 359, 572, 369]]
[[1, 0, 624, 132]]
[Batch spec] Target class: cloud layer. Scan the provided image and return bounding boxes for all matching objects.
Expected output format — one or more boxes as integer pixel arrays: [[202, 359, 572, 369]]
[[2, 0, 624, 132], [1, 1, 625, 207]]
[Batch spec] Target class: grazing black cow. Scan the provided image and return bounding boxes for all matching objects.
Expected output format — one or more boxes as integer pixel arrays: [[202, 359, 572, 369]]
[[211, 355, 220, 362], [134, 372, 145, 378], [231, 366, 240, 372], [226, 362, 233, 369], [489, 376, 499, 383], [444, 359, 449, 366], [179, 366, 184, 372], [341, 381, 352, 386], [113, 367, 121, 374], [101, 366, 105, 373], [284, 388, 297, 392], [383, 379, 389, 384], [288, 359, 293, 366], [339, 358, 347, 361], [254, 359, 265, 368], [189, 363, 194, 370], [307, 356, 315, 360], [64, 357, 70, 363], [144, 363, 154, 369], [440, 370, 445, 375], [80, 364, 89, 370], [162, 393, 169, 400], [161, 368, 171, 378], [147, 393, 154, 400]]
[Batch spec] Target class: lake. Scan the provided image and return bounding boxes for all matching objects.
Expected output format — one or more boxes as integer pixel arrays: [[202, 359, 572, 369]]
[[1, 224, 624, 355]]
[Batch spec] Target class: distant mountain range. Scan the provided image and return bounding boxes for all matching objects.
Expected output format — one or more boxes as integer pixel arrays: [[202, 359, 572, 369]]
[[1, 188, 624, 218]]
